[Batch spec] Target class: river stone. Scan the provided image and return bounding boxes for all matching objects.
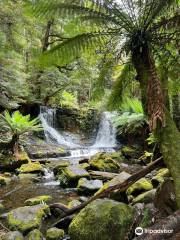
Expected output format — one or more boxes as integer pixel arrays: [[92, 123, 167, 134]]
[[2, 231, 24, 240], [77, 178, 103, 195], [27, 229, 43, 240], [68, 200, 81, 208], [25, 195, 52, 206], [95, 171, 131, 201], [58, 165, 89, 187], [132, 189, 156, 204], [46, 227, 64, 240], [7, 204, 50, 233], [0, 175, 11, 185], [17, 162, 44, 174], [89, 152, 121, 173], [69, 199, 135, 240], [127, 178, 153, 196], [151, 168, 170, 187]]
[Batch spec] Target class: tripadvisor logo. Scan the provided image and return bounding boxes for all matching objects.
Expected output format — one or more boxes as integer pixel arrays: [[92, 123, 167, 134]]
[[135, 227, 173, 236]]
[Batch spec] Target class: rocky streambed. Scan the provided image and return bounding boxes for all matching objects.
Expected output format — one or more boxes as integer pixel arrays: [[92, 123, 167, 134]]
[[0, 138, 178, 240]]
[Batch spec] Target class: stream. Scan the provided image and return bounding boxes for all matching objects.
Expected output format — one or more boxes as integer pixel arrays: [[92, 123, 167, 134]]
[[0, 107, 119, 212]]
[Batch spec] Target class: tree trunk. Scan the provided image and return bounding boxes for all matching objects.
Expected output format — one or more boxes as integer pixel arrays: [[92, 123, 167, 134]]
[[172, 94, 180, 131], [132, 47, 180, 208]]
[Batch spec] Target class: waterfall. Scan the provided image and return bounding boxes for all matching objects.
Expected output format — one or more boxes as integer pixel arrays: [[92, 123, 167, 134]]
[[39, 106, 117, 157], [39, 106, 79, 148], [93, 112, 117, 148]]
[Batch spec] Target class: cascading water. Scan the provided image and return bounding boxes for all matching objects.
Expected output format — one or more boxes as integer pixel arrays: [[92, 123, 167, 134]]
[[39, 106, 117, 159]]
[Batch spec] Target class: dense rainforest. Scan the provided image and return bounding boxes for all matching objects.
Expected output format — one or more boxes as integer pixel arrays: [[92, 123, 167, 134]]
[[0, 1, 180, 240]]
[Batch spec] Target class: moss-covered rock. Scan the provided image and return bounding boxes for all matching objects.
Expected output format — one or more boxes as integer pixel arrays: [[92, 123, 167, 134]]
[[132, 189, 156, 204], [95, 171, 131, 201], [0, 175, 11, 185], [89, 153, 121, 173], [18, 173, 39, 180], [25, 195, 52, 206], [2, 231, 24, 240], [46, 227, 64, 240], [79, 163, 90, 170], [68, 200, 81, 208], [27, 229, 43, 240], [151, 168, 170, 187], [58, 165, 89, 187], [127, 178, 153, 196], [69, 199, 135, 240], [53, 161, 70, 175], [77, 178, 103, 195], [7, 204, 50, 233], [17, 162, 44, 174], [121, 146, 139, 159]]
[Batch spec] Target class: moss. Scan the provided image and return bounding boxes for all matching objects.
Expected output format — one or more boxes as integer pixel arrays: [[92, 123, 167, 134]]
[[127, 178, 153, 196], [18, 162, 44, 174], [25, 195, 52, 206], [27, 229, 43, 240], [79, 163, 90, 170], [89, 153, 121, 173], [132, 189, 156, 204], [139, 207, 153, 229], [0, 203, 5, 213], [7, 204, 50, 233], [0, 175, 11, 185], [68, 200, 81, 208], [69, 199, 135, 240], [46, 228, 64, 240], [152, 168, 170, 187], [58, 147, 65, 153], [121, 146, 138, 158]]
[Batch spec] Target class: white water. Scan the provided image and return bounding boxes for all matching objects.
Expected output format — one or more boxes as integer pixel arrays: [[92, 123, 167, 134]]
[[39, 106, 117, 159]]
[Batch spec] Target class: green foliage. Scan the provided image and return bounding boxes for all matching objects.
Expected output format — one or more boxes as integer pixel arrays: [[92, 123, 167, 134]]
[[113, 98, 147, 134], [0, 111, 42, 136], [60, 91, 78, 108]]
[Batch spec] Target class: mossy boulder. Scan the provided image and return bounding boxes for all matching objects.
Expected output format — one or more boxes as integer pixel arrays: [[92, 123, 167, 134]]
[[151, 168, 170, 187], [127, 178, 153, 196], [68, 200, 81, 208], [53, 161, 70, 175], [46, 227, 64, 240], [69, 199, 135, 240], [58, 165, 89, 187], [18, 173, 39, 180], [121, 146, 138, 159], [27, 229, 43, 240], [132, 189, 156, 204], [17, 162, 44, 174], [0, 175, 11, 186], [7, 204, 50, 233], [25, 195, 52, 206], [95, 171, 131, 201], [89, 153, 121, 173], [2, 231, 24, 240], [77, 178, 103, 195]]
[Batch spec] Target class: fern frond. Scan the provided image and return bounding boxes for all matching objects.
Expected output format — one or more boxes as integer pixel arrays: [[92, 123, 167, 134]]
[[39, 31, 118, 67]]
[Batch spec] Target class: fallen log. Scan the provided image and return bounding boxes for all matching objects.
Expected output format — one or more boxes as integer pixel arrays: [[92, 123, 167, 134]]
[[51, 156, 163, 221], [89, 170, 119, 180]]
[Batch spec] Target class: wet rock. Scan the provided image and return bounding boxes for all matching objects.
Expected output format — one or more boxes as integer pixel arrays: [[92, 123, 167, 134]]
[[89, 152, 121, 173], [18, 173, 39, 180], [127, 178, 153, 196], [68, 199, 81, 208], [0, 152, 29, 172], [132, 189, 156, 204], [154, 179, 177, 216], [120, 163, 143, 174], [7, 204, 50, 233], [53, 161, 70, 175], [77, 178, 103, 195], [2, 231, 24, 240], [96, 171, 131, 201], [69, 199, 135, 240], [58, 165, 89, 187], [78, 163, 90, 170], [27, 229, 43, 240], [151, 168, 170, 187], [0, 175, 11, 185], [25, 195, 52, 206], [46, 227, 64, 240], [17, 162, 44, 174]]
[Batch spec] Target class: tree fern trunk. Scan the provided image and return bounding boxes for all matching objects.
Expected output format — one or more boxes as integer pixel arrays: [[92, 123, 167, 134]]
[[132, 47, 180, 208]]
